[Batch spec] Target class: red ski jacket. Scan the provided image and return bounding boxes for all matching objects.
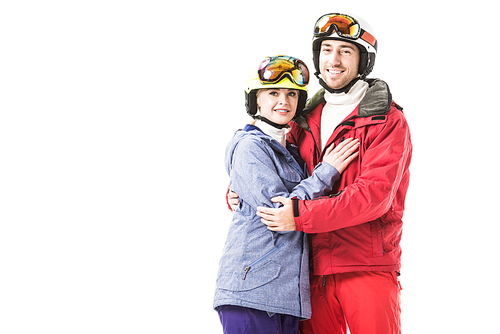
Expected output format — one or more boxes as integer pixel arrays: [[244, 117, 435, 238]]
[[288, 79, 412, 275]]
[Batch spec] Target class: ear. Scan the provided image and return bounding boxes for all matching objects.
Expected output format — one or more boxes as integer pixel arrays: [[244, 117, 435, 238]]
[[245, 91, 259, 117], [256, 91, 264, 111]]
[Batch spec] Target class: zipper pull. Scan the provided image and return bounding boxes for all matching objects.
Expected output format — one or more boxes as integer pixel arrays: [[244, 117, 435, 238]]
[[242, 266, 251, 280]]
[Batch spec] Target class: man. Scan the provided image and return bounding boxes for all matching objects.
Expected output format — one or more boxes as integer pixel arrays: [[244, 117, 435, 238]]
[[251, 13, 412, 333]]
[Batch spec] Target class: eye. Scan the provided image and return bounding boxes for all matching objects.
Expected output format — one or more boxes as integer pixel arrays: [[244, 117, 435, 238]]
[[269, 90, 279, 96], [320, 44, 332, 52], [287, 91, 297, 97]]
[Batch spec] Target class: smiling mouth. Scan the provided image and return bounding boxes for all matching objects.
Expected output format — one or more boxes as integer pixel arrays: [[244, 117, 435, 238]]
[[274, 109, 290, 114], [327, 69, 344, 75]]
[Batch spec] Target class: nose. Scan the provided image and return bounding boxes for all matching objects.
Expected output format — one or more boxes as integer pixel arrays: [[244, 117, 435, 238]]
[[277, 92, 289, 105], [327, 52, 341, 66]]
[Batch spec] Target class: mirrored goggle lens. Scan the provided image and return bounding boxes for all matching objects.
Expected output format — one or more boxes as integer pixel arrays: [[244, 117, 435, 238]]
[[258, 57, 309, 86], [314, 14, 360, 38]]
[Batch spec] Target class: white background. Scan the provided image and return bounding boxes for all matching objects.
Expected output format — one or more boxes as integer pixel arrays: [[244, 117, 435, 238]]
[[1, 0, 499, 333]]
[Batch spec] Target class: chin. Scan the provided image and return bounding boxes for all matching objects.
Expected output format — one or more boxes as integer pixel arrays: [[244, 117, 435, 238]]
[[272, 119, 291, 125], [326, 80, 348, 90]]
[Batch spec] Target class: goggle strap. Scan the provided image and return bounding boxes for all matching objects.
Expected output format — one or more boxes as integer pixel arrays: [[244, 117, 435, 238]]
[[360, 30, 376, 48]]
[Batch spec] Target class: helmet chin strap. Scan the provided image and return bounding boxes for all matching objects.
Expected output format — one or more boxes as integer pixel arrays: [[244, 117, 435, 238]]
[[315, 72, 361, 94], [253, 115, 289, 129]]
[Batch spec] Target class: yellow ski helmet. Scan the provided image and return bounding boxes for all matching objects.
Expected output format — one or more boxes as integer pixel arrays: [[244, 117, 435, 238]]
[[245, 56, 309, 119]]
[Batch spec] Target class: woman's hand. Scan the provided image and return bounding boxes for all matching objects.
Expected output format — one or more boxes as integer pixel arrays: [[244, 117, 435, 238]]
[[322, 138, 359, 174], [227, 190, 239, 211]]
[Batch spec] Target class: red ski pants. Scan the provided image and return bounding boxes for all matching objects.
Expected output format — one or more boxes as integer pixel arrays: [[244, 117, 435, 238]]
[[299, 271, 402, 334]]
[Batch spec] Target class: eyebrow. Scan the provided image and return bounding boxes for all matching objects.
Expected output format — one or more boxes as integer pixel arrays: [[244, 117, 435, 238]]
[[321, 42, 356, 50]]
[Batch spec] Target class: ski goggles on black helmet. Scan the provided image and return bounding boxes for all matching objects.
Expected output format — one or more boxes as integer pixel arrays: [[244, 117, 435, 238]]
[[258, 56, 310, 87], [313, 13, 376, 48]]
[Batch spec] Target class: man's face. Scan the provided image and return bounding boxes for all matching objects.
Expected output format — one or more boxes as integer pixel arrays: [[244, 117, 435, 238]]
[[319, 40, 360, 90]]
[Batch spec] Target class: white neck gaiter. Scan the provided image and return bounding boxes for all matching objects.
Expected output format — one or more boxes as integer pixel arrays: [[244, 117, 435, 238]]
[[254, 119, 290, 147], [320, 80, 369, 150]]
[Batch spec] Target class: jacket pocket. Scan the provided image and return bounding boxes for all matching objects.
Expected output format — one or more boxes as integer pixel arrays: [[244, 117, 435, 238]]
[[218, 261, 281, 292], [217, 243, 284, 292], [370, 220, 384, 257], [242, 242, 284, 280]]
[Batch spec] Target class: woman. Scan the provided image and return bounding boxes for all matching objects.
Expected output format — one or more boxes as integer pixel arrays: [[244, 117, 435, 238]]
[[214, 55, 359, 334]]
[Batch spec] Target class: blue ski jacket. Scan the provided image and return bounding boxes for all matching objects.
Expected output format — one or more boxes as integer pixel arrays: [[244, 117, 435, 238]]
[[213, 124, 339, 319]]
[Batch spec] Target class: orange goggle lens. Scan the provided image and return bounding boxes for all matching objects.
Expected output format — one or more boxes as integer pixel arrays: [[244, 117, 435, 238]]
[[314, 14, 361, 39], [258, 56, 309, 86]]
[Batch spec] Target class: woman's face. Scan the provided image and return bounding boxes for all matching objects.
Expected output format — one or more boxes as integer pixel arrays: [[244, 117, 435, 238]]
[[256, 88, 299, 125]]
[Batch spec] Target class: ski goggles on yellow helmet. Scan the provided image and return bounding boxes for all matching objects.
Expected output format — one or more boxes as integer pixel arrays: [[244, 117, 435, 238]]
[[258, 56, 310, 87], [313, 13, 376, 48]]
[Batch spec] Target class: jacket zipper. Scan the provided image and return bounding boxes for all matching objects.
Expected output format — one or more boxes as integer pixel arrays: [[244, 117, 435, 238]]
[[242, 242, 284, 280], [306, 129, 321, 165], [306, 115, 356, 164]]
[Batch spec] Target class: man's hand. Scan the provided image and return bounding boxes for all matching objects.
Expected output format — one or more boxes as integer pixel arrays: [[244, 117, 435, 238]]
[[257, 196, 296, 231]]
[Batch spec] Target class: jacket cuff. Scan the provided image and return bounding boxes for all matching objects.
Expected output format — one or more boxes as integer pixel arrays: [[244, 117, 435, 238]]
[[293, 198, 304, 231], [293, 198, 300, 217], [317, 162, 340, 183]]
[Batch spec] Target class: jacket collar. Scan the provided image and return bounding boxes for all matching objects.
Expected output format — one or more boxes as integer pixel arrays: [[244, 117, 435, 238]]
[[242, 124, 291, 155]]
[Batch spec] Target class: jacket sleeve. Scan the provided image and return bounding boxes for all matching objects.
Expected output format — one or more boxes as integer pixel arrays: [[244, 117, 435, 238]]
[[230, 136, 339, 211], [294, 111, 412, 233]]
